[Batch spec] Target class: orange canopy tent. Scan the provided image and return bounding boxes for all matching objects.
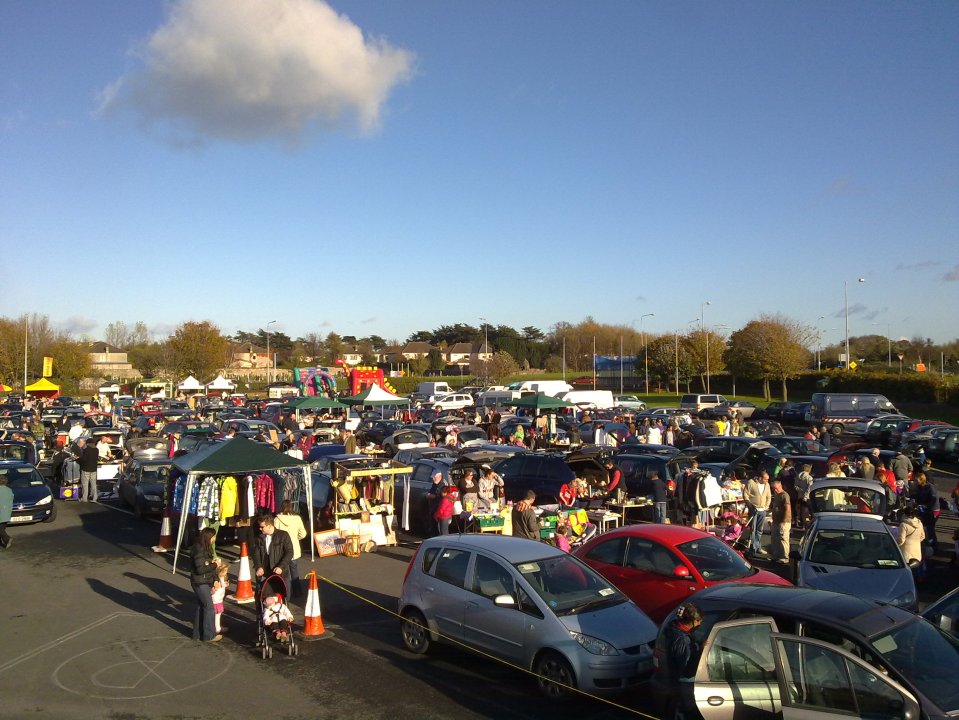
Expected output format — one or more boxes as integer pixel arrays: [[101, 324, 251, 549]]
[[24, 377, 60, 397]]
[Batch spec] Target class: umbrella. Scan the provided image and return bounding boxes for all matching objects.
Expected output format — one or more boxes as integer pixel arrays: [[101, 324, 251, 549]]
[[509, 392, 573, 411], [0, 384, 11, 392]]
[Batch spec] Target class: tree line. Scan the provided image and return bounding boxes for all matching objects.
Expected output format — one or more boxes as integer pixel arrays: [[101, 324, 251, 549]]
[[1, 314, 955, 398]]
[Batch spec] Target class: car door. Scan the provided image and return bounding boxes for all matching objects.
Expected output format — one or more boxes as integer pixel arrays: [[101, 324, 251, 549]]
[[463, 553, 528, 662], [770, 633, 921, 720], [424, 547, 473, 642], [623, 537, 698, 622], [693, 617, 781, 720], [119, 461, 139, 506]]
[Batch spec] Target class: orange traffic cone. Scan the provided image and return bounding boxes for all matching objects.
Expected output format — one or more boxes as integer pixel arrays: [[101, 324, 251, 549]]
[[152, 507, 174, 553], [232, 542, 255, 604], [301, 571, 333, 640]]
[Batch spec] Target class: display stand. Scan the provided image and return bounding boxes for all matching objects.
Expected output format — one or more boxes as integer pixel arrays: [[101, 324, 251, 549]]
[[331, 460, 411, 547]]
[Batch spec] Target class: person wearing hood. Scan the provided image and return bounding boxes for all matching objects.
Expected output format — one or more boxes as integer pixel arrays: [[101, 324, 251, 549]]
[[898, 505, 925, 565]]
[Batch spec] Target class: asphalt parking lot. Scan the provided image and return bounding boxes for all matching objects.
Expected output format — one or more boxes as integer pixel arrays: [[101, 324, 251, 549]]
[[5, 455, 958, 720]]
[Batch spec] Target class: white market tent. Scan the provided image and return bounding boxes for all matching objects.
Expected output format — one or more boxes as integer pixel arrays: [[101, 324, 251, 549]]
[[177, 375, 204, 392], [206, 375, 236, 392], [340, 383, 409, 406]]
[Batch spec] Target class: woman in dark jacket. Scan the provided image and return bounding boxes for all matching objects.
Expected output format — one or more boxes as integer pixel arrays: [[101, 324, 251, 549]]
[[190, 527, 221, 642]]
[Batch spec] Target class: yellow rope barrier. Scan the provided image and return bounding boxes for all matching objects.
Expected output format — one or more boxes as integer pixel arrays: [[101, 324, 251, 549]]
[[315, 573, 661, 719]]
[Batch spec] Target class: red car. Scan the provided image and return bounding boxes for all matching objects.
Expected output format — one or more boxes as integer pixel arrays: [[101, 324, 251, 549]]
[[573, 524, 791, 623]]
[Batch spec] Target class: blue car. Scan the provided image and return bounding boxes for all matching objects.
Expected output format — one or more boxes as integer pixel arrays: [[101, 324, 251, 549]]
[[1, 461, 56, 524]]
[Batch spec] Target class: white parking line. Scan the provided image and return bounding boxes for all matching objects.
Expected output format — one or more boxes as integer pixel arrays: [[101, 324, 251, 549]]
[[0, 612, 140, 673]]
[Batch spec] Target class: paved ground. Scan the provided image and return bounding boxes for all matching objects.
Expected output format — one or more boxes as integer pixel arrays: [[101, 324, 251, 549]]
[[2, 500, 652, 720], [5, 455, 957, 720]]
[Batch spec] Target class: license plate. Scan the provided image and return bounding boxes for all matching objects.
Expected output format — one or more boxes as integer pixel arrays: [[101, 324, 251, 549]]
[[10, 515, 32, 522]]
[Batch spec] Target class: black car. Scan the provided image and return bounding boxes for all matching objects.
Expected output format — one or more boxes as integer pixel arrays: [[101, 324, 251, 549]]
[[755, 401, 802, 423], [0, 461, 56, 524], [495, 452, 577, 504], [651, 583, 959, 720], [117, 459, 172, 517], [759, 435, 829, 456], [397, 457, 454, 535], [863, 414, 911, 447], [355, 419, 404, 447]]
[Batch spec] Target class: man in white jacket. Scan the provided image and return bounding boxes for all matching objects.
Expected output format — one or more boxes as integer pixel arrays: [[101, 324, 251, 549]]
[[744, 470, 771, 557]]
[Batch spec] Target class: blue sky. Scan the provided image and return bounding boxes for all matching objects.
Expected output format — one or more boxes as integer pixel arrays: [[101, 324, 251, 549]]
[[2, 0, 957, 346]]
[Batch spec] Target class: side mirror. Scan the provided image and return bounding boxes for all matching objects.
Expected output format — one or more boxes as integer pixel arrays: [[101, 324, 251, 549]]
[[673, 565, 690, 578], [493, 594, 516, 607]]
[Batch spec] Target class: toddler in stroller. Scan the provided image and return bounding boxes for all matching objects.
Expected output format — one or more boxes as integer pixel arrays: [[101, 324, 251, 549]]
[[257, 574, 298, 658], [263, 594, 294, 640]]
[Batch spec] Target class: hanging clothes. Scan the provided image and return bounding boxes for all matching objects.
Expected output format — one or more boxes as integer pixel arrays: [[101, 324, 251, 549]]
[[239, 475, 256, 518], [172, 475, 187, 512], [197, 476, 220, 521], [254, 472, 275, 513], [219, 475, 238, 519]]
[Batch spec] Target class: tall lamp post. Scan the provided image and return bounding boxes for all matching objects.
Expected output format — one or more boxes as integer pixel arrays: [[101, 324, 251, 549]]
[[479, 317, 489, 385], [701, 300, 711, 393], [639, 313, 654, 395], [843, 278, 865, 370], [816, 315, 826, 371], [266, 320, 277, 386]]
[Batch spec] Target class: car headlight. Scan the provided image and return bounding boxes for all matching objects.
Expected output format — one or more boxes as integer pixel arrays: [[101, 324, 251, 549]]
[[570, 631, 620, 656], [144, 494, 162, 502], [36, 494, 52, 505], [891, 590, 916, 608]]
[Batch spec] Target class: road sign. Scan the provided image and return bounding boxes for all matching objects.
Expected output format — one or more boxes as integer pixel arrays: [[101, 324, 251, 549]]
[[849, 361, 858, 370]]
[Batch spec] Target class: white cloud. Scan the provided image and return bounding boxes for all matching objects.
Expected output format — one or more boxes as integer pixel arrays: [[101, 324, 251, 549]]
[[59, 316, 98, 335], [99, 0, 414, 144], [150, 322, 177, 338]]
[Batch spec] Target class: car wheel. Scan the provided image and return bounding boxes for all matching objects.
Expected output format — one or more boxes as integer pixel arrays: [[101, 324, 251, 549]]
[[831, 423, 844, 437], [534, 650, 576, 700], [43, 501, 58, 523], [400, 609, 431, 654]]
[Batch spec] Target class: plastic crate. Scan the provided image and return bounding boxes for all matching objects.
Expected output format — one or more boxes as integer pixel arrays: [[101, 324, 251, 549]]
[[477, 516, 505, 529]]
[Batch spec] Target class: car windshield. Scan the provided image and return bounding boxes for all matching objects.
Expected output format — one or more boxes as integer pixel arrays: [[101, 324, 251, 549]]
[[0, 466, 44, 487], [808, 529, 903, 568], [513, 554, 626, 616], [872, 618, 959, 713], [777, 438, 826, 454], [809, 486, 886, 515], [676, 536, 755, 581], [141, 465, 171, 482]]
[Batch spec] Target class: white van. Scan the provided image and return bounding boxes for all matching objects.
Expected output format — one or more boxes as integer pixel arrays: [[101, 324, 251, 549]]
[[476, 390, 522, 409], [417, 381, 453, 398], [559, 390, 615, 409], [516, 380, 573, 397]]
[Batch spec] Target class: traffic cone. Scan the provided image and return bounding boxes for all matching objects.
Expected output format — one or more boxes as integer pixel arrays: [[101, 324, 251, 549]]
[[301, 571, 333, 640], [152, 507, 174, 553], [232, 542, 255, 604]]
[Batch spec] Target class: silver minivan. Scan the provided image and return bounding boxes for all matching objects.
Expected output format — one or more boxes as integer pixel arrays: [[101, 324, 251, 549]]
[[398, 534, 658, 698], [679, 394, 728, 412]]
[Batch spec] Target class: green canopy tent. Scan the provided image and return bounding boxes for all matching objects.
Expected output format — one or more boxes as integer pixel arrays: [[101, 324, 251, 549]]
[[508, 393, 573, 440], [284, 396, 347, 410], [509, 392, 573, 411], [171, 438, 312, 570]]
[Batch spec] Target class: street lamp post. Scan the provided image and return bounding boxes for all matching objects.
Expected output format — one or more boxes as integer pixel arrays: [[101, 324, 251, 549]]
[[266, 320, 277, 386], [639, 313, 654, 395], [701, 301, 711, 392], [816, 315, 826, 371], [844, 278, 865, 370], [480, 317, 489, 385]]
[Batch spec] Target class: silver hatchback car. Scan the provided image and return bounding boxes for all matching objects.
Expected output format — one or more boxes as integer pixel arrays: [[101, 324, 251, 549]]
[[398, 534, 658, 698]]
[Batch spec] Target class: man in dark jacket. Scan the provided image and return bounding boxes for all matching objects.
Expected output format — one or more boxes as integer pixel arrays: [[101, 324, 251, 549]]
[[76, 438, 100, 503], [663, 603, 704, 716], [252, 513, 294, 584], [511, 490, 540, 541]]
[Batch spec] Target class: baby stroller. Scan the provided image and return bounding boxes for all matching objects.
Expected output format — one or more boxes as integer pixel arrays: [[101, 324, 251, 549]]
[[256, 574, 299, 659]]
